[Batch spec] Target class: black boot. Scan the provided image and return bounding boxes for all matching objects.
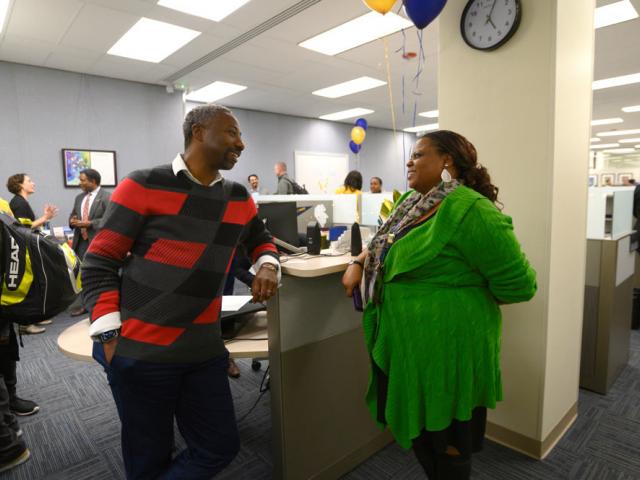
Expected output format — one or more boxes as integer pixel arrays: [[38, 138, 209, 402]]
[[413, 442, 437, 478], [435, 452, 472, 480]]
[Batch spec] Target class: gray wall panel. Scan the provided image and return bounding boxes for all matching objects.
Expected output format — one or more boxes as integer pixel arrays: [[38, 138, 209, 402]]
[[0, 61, 184, 224], [0, 61, 413, 227]]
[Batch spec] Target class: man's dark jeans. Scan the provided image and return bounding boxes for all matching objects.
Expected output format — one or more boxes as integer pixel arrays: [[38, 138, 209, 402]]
[[94, 344, 239, 480]]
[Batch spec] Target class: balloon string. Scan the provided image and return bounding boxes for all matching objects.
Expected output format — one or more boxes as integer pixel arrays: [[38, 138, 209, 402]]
[[412, 30, 424, 89], [395, 28, 407, 56], [383, 37, 398, 142], [402, 75, 405, 115]]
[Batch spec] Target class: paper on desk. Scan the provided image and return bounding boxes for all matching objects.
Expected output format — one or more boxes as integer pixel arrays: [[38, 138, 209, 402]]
[[222, 295, 253, 312]]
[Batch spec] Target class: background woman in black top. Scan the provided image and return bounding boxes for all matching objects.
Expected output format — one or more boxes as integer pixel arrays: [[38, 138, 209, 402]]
[[6, 174, 58, 229]]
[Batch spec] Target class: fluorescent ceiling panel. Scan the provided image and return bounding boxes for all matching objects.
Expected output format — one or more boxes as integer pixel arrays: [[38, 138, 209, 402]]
[[403, 123, 439, 133], [312, 76, 386, 98], [597, 128, 640, 137], [590, 138, 600, 142], [593, 72, 640, 90], [622, 105, 640, 113], [299, 12, 413, 56], [594, 0, 638, 28], [319, 108, 374, 121], [619, 137, 640, 143], [590, 143, 620, 149], [108, 18, 200, 63], [0, 0, 9, 34], [591, 118, 623, 126], [419, 110, 439, 118], [157, 0, 250, 22], [603, 148, 636, 153], [185, 81, 247, 102]]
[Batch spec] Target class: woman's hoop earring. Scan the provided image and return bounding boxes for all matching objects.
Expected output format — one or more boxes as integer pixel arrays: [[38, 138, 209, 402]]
[[441, 167, 452, 184]]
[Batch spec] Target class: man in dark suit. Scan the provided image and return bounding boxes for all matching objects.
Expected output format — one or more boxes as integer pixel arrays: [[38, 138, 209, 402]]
[[68, 169, 110, 316]]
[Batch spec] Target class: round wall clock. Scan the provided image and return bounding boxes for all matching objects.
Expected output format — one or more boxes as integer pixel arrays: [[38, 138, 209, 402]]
[[461, 0, 522, 51]]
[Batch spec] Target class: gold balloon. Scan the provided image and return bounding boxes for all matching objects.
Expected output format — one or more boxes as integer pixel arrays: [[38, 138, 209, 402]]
[[362, 0, 397, 14], [351, 126, 366, 145]]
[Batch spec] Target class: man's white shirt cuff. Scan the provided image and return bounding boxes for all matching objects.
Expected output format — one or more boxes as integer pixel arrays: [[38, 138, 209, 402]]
[[88, 312, 122, 337], [254, 255, 282, 283]]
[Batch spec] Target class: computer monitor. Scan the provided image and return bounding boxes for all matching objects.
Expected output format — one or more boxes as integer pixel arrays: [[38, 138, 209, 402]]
[[257, 202, 300, 248]]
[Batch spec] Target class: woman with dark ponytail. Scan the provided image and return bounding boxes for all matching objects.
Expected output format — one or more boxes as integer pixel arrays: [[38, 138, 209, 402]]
[[342, 130, 536, 479]]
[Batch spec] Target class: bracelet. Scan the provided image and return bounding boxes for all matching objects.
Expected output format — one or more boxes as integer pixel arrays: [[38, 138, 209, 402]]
[[260, 263, 279, 272], [348, 259, 364, 269]]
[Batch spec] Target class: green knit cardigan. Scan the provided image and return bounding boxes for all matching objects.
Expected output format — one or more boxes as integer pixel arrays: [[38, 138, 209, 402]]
[[362, 185, 537, 449]]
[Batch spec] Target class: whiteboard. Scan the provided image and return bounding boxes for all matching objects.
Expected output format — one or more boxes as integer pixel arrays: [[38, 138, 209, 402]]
[[294, 151, 349, 194]]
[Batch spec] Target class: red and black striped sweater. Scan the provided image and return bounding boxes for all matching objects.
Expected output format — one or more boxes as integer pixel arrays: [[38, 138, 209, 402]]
[[81, 164, 278, 363]]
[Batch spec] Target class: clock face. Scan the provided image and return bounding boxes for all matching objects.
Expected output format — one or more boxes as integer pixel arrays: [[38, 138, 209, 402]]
[[461, 0, 521, 51]]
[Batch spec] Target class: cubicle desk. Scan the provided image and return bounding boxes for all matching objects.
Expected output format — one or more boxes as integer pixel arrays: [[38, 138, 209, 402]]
[[57, 311, 269, 361], [581, 233, 634, 394], [270, 254, 391, 479], [58, 260, 391, 479]]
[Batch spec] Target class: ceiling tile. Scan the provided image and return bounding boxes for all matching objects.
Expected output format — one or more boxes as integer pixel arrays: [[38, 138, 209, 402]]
[[0, 35, 54, 65], [60, 3, 141, 52], [6, 0, 83, 44]]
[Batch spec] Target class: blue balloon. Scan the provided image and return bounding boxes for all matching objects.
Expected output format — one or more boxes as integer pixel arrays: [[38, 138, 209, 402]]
[[355, 118, 368, 130], [349, 141, 362, 154], [403, 0, 447, 30]]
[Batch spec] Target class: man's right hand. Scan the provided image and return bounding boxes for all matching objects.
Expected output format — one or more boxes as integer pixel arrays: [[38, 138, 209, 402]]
[[103, 338, 119, 365]]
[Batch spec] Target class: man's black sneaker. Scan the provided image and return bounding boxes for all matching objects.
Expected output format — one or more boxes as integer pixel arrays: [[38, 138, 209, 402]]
[[0, 446, 30, 473], [10, 397, 40, 416]]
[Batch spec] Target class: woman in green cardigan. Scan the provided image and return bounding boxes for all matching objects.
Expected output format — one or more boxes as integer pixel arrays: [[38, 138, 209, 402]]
[[342, 130, 536, 479]]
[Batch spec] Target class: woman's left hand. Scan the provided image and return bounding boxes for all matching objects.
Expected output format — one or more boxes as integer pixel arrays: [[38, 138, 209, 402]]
[[342, 264, 363, 298]]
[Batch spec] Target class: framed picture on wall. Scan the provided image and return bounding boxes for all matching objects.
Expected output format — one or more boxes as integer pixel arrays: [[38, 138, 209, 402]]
[[600, 173, 615, 187], [588, 174, 598, 187], [62, 149, 117, 187], [617, 172, 633, 185]]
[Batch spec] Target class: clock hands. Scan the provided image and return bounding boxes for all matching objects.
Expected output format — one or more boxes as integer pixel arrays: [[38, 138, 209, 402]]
[[485, 0, 498, 28]]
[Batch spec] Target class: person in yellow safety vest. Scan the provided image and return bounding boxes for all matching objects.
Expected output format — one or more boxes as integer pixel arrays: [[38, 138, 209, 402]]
[[0, 197, 32, 473]]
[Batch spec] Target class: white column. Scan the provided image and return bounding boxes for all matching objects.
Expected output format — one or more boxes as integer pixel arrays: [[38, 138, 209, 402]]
[[438, 0, 595, 458]]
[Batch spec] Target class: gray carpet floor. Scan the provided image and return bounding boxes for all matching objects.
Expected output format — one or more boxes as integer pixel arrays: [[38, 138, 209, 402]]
[[3, 311, 640, 479]]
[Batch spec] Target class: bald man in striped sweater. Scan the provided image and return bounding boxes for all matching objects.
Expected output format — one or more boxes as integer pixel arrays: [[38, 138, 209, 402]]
[[81, 104, 279, 480]]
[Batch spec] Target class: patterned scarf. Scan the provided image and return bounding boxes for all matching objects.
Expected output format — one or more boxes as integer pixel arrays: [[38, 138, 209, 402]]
[[363, 179, 461, 303]]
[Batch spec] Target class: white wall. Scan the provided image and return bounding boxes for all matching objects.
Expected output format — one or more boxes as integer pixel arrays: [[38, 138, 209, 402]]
[[439, 0, 594, 449]]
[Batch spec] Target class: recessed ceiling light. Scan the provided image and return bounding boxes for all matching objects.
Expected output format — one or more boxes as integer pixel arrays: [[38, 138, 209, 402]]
[[157, 0, 251, 22], [590, 138, 600, 142], [591, 118, 624, 126], [619, 137, 640, 143], [299, 12, 413, 56], [622, 105, 640, 113], [403, 123, 439, 133], [603, 148, 636, 154], [597, 128, 640, 137], [594, 0, 638, 28], [185, 81, 247, 102], [590, 143, 621, 149], [312, 77, 386, 98], [593, 72, 640, 90], [0, 0, 10, 34], [419, 110, 439, 118], [108, 18, 200, 63], [319, 108, 374, 121]]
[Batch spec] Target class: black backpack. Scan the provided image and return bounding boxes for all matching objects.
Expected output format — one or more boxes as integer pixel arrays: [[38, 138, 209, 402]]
[[287, 178, 309, 194], [0, 212, 81, 324]]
